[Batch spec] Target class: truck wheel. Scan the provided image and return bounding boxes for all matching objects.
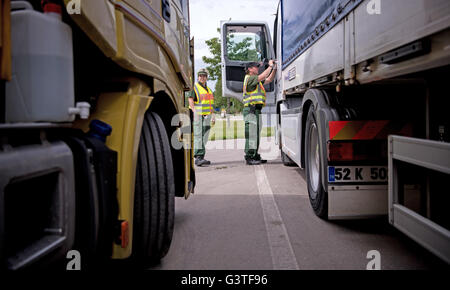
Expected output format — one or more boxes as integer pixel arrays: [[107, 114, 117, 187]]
[[133, 111, 175, 264], [305, 107, 328, 218]]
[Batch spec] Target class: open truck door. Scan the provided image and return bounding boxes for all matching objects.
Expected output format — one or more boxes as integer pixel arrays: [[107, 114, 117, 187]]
[[220, 21, 276, 112]]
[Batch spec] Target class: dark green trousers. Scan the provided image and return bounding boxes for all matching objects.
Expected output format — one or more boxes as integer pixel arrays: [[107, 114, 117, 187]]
[[193, 114, 211, 158], [244, 105, 262, 160]]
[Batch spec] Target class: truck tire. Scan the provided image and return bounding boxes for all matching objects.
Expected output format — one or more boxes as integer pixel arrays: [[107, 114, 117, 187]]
[[305, 107, 328, 218], [132, 111, 175, 264]]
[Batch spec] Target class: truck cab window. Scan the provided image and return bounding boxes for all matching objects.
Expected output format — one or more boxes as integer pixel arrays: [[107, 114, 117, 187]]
[[221, 23, 274, 97]]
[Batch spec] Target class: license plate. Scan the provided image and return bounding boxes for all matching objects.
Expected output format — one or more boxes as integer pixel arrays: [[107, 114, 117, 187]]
[[328, 166, 388, 183]]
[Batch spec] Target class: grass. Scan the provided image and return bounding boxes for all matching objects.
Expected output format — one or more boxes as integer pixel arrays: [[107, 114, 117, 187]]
[[208, 119, 274, 141]]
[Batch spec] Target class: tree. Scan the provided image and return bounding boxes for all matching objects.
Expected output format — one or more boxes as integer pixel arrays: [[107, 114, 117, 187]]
[[226, 35, 259, 62], [202, 29, 226, 111], [213, 76, 227, 109], [202, 32, 222, 81]]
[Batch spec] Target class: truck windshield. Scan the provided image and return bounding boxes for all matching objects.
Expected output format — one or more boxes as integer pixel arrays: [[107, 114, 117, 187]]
[[226, 25, 265, 62]]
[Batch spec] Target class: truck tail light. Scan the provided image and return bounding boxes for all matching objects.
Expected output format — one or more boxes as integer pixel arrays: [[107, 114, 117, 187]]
[[327, 140, 386, 162], [328, 142, 355, 162], [327, 120, 412, 163]]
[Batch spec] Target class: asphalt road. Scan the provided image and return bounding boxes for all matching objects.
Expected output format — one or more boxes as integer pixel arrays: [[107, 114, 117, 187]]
[[152, 138, 448, 270]]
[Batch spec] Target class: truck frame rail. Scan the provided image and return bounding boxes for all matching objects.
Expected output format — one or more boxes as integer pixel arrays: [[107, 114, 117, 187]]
[[388, 135, 450, 264]]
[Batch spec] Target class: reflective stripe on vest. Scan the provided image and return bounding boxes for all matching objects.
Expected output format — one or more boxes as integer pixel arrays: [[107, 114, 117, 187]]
[[193, 82, 214, 115], [243, 75, 266, 107]]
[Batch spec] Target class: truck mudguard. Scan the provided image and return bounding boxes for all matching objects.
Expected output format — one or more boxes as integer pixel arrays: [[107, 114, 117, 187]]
[[301, 89, 340, 187]]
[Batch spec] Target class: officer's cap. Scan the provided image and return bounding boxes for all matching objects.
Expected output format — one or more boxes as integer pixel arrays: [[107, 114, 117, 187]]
[[245, 62, 260, 71], [198, 68, 209, 76]]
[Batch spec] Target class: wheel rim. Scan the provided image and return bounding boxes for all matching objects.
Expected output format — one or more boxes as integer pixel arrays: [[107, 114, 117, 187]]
[[308, 122, 320, 197]]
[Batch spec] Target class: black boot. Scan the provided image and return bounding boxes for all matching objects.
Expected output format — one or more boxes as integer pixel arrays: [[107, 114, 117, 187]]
[[246, 158, 261, 165], [255, 154, 267, 164], [195, 156, 210, 166], [195, 157, 206, 166]]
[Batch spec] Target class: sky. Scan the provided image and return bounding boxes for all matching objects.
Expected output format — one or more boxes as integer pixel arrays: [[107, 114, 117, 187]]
[[189, 0, 279, 86]]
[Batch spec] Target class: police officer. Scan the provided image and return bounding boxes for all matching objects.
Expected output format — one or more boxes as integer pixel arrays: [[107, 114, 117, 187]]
[[189, 68, 215, 166], [243, 60, 277, 165]]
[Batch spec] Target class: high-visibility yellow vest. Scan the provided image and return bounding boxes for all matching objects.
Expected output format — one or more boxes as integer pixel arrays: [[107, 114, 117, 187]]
[[243, 75, 266, 107], [193, 82, 214, 115]]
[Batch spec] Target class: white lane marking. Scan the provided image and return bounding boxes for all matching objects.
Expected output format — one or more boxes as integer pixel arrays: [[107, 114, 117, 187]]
[[255, 165, 300, 270]]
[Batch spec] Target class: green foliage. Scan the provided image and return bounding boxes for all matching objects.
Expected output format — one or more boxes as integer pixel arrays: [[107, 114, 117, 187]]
[[232, 98, 244, 113], [226, 34, 259, 62], [227, 99, 244, 114], [202, 29, 222, 81], [213, 76, 227, 110]]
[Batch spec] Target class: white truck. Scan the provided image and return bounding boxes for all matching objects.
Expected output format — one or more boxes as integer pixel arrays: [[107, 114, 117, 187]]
[[221, 0, 450, 263]]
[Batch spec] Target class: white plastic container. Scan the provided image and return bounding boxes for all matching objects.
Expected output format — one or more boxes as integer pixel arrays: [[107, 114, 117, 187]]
[[6, 1, 75, 123]]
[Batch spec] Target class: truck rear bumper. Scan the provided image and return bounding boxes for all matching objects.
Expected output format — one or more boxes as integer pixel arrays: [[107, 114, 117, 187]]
[[328, 184, 388, 220]]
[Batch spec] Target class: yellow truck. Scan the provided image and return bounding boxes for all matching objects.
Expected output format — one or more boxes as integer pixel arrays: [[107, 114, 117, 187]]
[[0, 0, 195, 269]]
